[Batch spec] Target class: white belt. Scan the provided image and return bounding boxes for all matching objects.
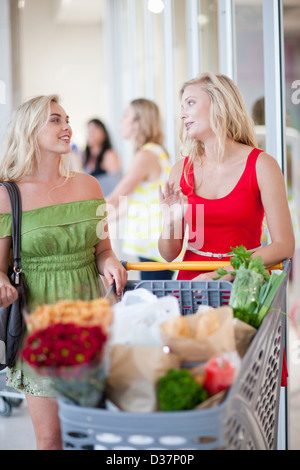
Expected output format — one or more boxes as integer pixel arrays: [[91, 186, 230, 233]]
[[186, 244, 261, 259]]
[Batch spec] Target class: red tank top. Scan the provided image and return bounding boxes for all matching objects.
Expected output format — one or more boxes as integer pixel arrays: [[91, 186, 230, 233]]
[[177, 148, 264, 280]]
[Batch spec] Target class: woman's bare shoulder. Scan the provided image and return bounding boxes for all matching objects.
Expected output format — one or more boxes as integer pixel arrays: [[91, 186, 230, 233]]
[[102, 149, 121, 171], [0, 186, 12, 213], [71, 172, 104, 199], [104, 148, 119, 159], [134, 147, 158, 163], [256, 151, 283, 174], [256, 151, 285, 186], [169, 157, 186, 185]]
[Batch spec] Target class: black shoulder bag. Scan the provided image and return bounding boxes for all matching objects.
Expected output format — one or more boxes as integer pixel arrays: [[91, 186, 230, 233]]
[[0, 182, 28, 370]]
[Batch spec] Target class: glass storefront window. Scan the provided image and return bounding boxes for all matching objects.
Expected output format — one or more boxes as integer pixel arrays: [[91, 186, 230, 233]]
[[200, 0, 219, 73], [234, 1, 265, 131]]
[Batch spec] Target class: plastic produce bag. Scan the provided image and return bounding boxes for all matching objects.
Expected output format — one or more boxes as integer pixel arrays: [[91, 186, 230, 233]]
[[229, 268, 264, 322], [111, 288, 180, 347]]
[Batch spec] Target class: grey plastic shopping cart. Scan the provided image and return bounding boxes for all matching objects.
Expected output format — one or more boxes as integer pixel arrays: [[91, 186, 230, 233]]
[[58, 259, 291, 450]]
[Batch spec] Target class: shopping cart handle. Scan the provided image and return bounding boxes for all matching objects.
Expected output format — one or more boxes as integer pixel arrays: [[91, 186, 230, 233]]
[[121, 260, 128, 270], [121, 260, 284, 271], [104, 282, 117, 299]]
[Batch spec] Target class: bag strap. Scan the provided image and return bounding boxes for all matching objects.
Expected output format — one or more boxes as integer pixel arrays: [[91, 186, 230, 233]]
[[0, 181, 22, 284]]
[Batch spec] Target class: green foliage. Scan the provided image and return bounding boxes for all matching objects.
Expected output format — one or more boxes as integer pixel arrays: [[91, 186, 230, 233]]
[[157, 369, 208, 411], [214, 245, 270, 281], [214, 245, 286, 328]]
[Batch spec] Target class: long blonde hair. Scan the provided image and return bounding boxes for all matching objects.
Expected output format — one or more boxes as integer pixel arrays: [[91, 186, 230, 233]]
[[0, 94, 70, 182], [180, 72, 258, 179], [130, 98, 165, 152]]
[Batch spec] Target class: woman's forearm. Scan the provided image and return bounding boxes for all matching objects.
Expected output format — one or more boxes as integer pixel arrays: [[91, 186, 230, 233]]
[[252, 240, 295, 268], [95, 246, 118, 275], [94, 239, 128, 295], [158, 219, 184, 262]]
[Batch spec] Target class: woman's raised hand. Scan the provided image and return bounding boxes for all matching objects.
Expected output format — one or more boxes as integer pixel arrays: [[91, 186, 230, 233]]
[[158, 181, 187, 225]]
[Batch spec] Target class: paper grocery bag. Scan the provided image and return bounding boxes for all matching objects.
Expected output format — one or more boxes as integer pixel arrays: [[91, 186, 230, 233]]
[[233, 318, 257, 357], [160, 306, 236, 363], [106, 344, 180, 412]]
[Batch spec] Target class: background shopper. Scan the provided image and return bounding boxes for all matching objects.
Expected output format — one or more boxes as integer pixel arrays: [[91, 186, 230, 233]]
[[82, 118, 121, 197], [106, 98, 173, 280]]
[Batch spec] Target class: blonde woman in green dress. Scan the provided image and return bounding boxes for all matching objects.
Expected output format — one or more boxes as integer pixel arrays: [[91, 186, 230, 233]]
[[0, 95, 127, 450]]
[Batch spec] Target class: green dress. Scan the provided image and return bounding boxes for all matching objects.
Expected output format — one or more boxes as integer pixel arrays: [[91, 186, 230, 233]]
[[0, 199, 107, 396]]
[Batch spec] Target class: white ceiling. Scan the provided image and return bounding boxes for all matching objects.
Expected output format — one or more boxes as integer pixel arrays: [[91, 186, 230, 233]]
[[54, 0, 104, 25], [52, 0, 300, 37]]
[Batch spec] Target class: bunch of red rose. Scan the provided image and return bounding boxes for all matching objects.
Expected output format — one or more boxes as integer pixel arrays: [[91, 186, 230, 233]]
[[22, 323, 107, 369]]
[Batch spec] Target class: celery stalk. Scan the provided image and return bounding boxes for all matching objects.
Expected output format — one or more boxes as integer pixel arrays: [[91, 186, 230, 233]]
[[254, 272, 286, 327]]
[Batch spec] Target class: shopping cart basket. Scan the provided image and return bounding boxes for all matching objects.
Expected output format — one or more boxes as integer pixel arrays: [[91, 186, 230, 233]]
[[58, 259, 290, 450]]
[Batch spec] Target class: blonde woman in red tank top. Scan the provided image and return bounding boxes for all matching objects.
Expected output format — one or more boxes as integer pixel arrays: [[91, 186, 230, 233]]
[[158, 72, 295, 281]]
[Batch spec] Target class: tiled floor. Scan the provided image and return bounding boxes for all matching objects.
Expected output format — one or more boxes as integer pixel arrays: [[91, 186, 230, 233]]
[[0, 399, 35, 450], [0, 287, 299, 451]]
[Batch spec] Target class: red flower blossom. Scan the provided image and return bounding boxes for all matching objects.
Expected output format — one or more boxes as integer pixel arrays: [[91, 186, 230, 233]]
[[22, 323, 107, 368]]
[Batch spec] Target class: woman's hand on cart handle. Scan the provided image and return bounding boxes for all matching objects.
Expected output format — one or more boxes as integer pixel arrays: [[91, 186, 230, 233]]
[[102, 261, 128, 296], [193, 266, 235, 282]]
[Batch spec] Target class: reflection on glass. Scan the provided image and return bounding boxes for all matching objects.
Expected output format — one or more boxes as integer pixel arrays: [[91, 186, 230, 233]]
[[234, 1, 264, 117], [283, 1, 300, 294], [200, 0, 219, 73]]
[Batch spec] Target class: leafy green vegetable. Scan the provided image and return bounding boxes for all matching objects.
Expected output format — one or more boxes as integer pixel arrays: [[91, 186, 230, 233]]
[[252, 271, 286, 328], [157, 369, 208, 411], [214, 245, 285, 328], [214, 245, 270, 281]]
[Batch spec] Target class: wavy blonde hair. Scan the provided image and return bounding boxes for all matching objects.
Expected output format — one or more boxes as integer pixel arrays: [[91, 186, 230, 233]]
[[0, 94, 71, 182], [130, 98, 165, 152], [179, 72, 258, 181]]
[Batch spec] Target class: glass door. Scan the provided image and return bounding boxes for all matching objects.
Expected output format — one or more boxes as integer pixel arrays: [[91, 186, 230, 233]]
[[228, 0, 296, 451]]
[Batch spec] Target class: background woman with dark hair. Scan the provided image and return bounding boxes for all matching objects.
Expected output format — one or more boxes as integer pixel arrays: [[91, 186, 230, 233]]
[[83, 118, 121, 196]]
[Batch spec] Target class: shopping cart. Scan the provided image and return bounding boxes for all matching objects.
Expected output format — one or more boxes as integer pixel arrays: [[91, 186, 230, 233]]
[[58, 259, 290, 450], [0, 369, 25, 417]]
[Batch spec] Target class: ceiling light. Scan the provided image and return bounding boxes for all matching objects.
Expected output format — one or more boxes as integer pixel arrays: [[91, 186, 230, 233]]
[[198, 14, 209, 26], [148, 0, 165, 14], [18, 0, 25, 8]]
